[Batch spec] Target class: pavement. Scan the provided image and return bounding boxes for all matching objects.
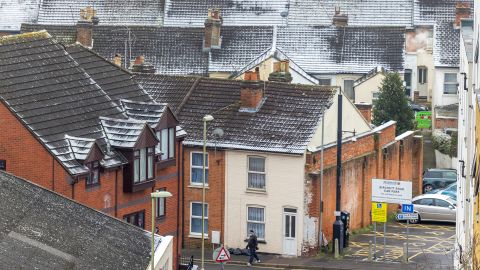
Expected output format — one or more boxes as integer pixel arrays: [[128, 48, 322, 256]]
[[183, 221, 455, 270]]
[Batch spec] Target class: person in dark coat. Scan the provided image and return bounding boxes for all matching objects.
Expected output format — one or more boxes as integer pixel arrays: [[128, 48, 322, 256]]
[[246, 230, 260, 266]]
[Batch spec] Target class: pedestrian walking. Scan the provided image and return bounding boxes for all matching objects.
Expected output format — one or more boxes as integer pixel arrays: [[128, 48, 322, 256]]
[[246, 230, 260, 266]]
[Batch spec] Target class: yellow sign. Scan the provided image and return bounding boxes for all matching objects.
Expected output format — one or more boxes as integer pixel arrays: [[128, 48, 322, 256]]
[[372, 202, 387, 223]]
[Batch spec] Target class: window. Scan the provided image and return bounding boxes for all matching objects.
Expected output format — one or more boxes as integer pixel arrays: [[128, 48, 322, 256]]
[[318, 78, 331, 86], [344, 80, 355, 101], [191, 152, 208, 185], [124, 211, 145, 228], [0, 160, 5, 171], [372, 92, 380, 102], [443, 73, 457, 94], [190, 202, 208, 236], [404, 69, 412, 96], [247, 206, 265, 240], [418, 67, 428, 84], [134, 147, 155, 183], [156, 188, 166, 218], [248, 156, 266, 190], [425, 171, 442, 178], [443, 171, 457, 179], [157, 127, 175, 161], [419, 198, 434, 206], [86, 161, 100, 186], [435, 199, 451, 208]]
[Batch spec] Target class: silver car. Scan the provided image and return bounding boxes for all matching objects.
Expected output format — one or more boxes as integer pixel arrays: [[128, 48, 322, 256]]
[[398, 194, 456, 223]]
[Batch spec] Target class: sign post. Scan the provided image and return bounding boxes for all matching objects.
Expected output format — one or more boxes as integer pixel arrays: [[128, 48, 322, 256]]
[[213, 245, 231, 270], [371, 179, 413, 262], [398, 204, 415, 262]]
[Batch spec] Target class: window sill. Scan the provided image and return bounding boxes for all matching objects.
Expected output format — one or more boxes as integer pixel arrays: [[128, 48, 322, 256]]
[[156, 216, 166, 222], [442, 93, 458, 96], [246, 188, 267, 195], [85, 183, 101, 192], [244, 238, 267, 244], [189, 184, 210, 189], [189, 234, 209, 239]]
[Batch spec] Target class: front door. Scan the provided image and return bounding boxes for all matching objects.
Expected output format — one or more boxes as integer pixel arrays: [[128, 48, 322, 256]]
[[283, 208, 297, 256]]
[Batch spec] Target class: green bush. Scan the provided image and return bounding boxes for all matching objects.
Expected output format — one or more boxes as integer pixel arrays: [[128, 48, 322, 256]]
[[432, 130, 457, 157]]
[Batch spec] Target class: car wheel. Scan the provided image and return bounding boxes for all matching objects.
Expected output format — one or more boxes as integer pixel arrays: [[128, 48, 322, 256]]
[[423, 184, 433, 193], [410, 214, 420, 224]]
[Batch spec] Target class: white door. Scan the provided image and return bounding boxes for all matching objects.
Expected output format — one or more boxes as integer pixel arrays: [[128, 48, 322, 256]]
[[283, 208, 297, 256]]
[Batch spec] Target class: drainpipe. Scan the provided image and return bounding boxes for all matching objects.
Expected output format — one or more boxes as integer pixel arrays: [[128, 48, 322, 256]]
[[319, 113, 325, 250], [181, 143, 186, 249], [51, 156, 55, 191], [114, 168, 119, 217], [176, 141, 182, 260]]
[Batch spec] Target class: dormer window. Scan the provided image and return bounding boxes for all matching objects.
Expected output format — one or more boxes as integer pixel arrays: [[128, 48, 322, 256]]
[[134, 147, 155, 183], [157, 127, 175, 161], [86, 161, 100, 186]]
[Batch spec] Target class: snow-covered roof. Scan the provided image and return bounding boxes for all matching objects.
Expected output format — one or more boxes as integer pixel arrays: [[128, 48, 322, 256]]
[[100, 117, 151, 148], [414, 0, 473, 26], [434, 22, 460, 67], [0, 0, 40, 32], [120, 99, 168, 128]]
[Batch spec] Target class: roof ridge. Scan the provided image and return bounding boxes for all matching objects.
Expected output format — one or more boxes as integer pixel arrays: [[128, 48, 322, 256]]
[[0, 30, 51, 45], [175, 76, 202, 115]]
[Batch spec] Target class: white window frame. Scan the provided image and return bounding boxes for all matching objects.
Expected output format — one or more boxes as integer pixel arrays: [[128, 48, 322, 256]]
[[155, 188, 166, 218], [418, 67, 428, 84], [190, 152, 208, 186], [443, 73, 457, 94], [157, 127, 175, 161], [190, 202, 208, 237], [247, 156, 266, 190], [246, 205, 266, 240], [133, 147, 155, 183]]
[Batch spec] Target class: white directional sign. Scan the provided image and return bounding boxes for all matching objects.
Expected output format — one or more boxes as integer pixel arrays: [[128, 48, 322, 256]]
[[372, 179, 412, 204], [397, 213, 418, 220]]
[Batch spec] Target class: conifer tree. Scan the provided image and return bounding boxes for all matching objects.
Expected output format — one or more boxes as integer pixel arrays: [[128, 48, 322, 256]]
[[372, 72, 414, 135]]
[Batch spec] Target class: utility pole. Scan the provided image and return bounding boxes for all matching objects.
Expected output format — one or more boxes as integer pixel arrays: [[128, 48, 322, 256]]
[[333, 93, 344, 254]]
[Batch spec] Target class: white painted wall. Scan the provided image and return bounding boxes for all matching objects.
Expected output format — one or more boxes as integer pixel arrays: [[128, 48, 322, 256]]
[[224, 150, 306, 256], [308, 90, 372, 150], [354, 72, 386, 104], [433, 67, 459, 108], [147, 235, 173, 270]]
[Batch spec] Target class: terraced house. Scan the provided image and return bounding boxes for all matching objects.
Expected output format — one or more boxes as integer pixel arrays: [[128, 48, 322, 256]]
[[0, 31, 185, 266]]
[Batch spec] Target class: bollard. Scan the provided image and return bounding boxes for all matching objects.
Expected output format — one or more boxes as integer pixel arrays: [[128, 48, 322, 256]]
[[334, 239, 340, 258], [368, 240, 373, 262], [403, 243, 407, 264]]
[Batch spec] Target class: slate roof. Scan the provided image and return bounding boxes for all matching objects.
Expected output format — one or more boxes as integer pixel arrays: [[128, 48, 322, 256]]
[[37, 0, 165, 26], [414, 0, 473, 26], [136, 75, 337, 154], [163, 0, 413, 27], [0, 0, 41, 32], [276, 26, 405, 74], [0, 31, 129, 175], [0, 170, 160, 270], [121, 99, 168, 127], [433, 22, 460, 67], [65, 44, 152, 104], [100, 117, 154, 148]]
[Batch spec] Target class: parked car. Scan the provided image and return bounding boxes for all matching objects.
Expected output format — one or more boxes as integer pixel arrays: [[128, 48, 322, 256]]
[[422, 168, 457, 193], [408, 101, 428, 112], [397, 194, 456, 224], [427, 182, 457, 201]]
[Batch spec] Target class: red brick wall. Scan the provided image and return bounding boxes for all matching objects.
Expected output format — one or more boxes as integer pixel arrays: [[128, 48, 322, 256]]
[[182, 147, 225, 249], [0, 101, 182, 266], [304, 123, 423, 254], [435, 118, 458, 129]]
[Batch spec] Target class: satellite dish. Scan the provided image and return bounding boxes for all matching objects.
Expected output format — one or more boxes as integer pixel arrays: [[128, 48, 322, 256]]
[[212, 128, 224, 138]]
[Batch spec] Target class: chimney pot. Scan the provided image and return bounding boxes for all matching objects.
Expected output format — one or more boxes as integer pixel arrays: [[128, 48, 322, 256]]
[[114, 54, 122, 66], [268, 60, 292, 83], [134, 55, 145, 65], [332, 6, 348, 27]]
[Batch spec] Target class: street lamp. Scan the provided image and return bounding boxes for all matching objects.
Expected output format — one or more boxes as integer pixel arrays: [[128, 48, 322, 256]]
[[151, 191, 172, 270], [201, 114, 214, 270]]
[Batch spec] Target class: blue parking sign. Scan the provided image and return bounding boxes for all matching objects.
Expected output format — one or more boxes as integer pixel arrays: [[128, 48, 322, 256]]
[[402, 204, 414, 213]]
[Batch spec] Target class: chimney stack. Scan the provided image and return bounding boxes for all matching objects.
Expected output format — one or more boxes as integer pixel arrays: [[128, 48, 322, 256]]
[[76, 6, 97, 48], [203, 8, 223, 52], [332, 6, 348, 27], [268, 60, 293, 83], [455, 3, 471, 28], [113, 53, 122, 66], [354, 103, 373, 123], [131, 55, 156, 73], [240, 71, 264, 112]]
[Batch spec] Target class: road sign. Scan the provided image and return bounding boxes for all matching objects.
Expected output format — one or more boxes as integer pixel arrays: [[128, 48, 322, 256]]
[[213, 246, 231, 263], [402, 204, 414, 213], [397, 213, 418, 220], [371, 202, 387, 223], [372, 179, 412, 204]]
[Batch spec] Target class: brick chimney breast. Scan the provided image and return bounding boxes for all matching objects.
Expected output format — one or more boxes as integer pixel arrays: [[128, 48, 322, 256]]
[[131, 55, 156, 73], [268, 60, 293, 82], [455, 2, 471, 28], [240, 71, 265, 112], [332, 6, 348, 27], [76, 6, 96, 48], [203, 8, 223, 52]]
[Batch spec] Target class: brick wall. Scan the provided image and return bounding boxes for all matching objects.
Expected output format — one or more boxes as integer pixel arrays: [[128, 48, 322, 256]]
[[304, 123, 423, 254], [354, 103, 373, 123], [182, 147, 225, 249], [0, 101, 182, 266], [435, 118, 458, 129]]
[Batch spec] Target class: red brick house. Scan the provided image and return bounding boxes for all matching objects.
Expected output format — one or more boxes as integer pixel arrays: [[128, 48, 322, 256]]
[[0, 31, 184, 265]]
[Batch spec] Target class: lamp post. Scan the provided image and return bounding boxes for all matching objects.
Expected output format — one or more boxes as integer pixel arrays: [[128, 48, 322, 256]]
[[333, 93, 344, 255], [151, 191, 172, 270], [201, 114, 214, 270]]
